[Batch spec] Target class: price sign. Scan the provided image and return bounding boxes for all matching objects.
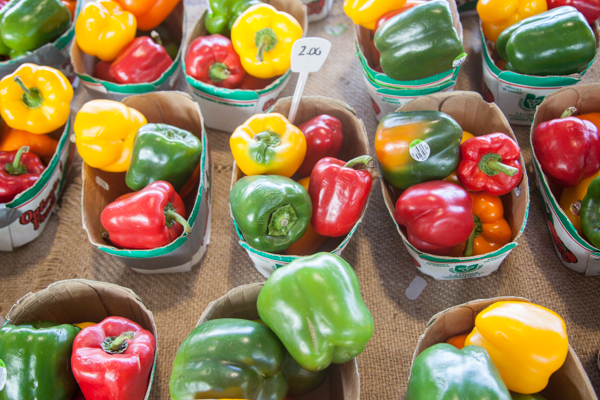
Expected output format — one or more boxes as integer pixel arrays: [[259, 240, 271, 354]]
[[288, 37, 332, 123]]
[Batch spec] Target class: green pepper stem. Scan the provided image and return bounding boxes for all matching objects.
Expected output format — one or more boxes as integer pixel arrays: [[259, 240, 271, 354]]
[[165, 203, 192, 234], [255, 27, 278, 62], [101, 331, 136, 354], [13, 76, 43, 109], [344, 155, 373, 169], [150, 30, 163, 46], [110, 331, 135, 351], [561, 107, 578, 119], [486, 160, 519, 177], [5, 146, 29, 176], [208, 62, 231, 83], [462, 215, 482, 257], [268, 204, 298, 236]]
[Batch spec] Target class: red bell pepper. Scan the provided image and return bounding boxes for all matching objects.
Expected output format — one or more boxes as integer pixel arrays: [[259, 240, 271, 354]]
[[308, 155, 372, 237], [394, 181, 474, 255], [71, 316, 156, 400], [296, 114, 344, 178], [185, 34, 245, 89], [547, 0, 600, 25], [374, 1, 424, 32], [0, 146, 45, 203], [109, 33, 172, 84], [457, 133, 523, 196], [532, 107, 600, 188], [93, 60, 117, 83], [238, 74, 277, 90], [100, 180, 191, 249]]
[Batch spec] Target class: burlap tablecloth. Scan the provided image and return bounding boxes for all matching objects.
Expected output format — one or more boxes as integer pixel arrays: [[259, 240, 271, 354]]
[[1, 1, 599, 398]]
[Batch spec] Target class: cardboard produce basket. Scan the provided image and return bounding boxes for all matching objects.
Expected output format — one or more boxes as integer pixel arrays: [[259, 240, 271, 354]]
[[380, 91, 529, 280], [182, 0, 307, 132], [412, 297, 598, 400], [0, 0, 79, 81], [196, 282, 360, 400], [230, 96, 371, 278], [81, 91, 212, 274], [531, 83, 600, 276], [0, 119, 73, 251], [354, 0, 465, 121], [71, 0, 184, 101], [481, 21, 599, 126], [303, 0, 333, 22], [4, 279, 158, 400]]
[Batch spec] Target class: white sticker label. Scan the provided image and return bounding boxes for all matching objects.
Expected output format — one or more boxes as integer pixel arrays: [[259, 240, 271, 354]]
[[409, 139, 431, 162], [291, 37, 332, 74], [95, 176, 110, 191], [0, 359, 6, 391], [452, 53, 468, 68]]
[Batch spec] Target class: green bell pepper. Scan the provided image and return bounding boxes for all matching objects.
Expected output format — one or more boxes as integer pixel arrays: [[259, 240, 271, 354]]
[[284, 352, 327, 396], [0, 0, 71, 58], [374, 0, 466, 81], [205, 0, 262, 37], [374, 110, 462, 189], [257, 252, 374, 372], [407, 344, 512, 400], [125, 123, 202, 192], [229, 175, 312, 253], [0, 321, 80, 400], [496, 7, 596, 76], [580, 175, 600, 248], [169, 318, 288, 400]]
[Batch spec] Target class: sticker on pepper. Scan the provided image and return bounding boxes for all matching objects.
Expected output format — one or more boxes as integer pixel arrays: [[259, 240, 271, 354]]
[[409, 139, 430, 162], [0, 359, 6, 391]]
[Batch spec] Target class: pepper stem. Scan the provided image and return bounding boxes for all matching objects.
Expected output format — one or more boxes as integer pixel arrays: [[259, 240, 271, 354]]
[[478, 153, 519, 177], [208, 62, 231, 83], [14, 76, 43, 109], [253, 129, 281, 163], [150, 30, 163, 46], [5, 146, 29, 175], [101, 331, 136, 354], [268, 204, 298, 236], [255, 27, 278, 62], [561, 107, 578, 119], [164, 202, 192, 234], [344, 155, 373, 169], [463, 215, 482, 257]]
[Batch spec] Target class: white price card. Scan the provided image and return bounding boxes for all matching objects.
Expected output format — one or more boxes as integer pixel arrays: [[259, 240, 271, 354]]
[[288, 37, 332, 124]]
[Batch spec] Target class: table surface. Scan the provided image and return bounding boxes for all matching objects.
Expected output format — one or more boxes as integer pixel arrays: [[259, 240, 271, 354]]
[[1, 1, 599, 399]]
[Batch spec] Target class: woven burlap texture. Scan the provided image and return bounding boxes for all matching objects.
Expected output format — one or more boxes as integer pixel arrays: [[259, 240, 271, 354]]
[[1, 1, 599, 398]]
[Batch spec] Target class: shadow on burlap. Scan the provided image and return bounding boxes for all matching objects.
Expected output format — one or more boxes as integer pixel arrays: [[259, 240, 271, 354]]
[[1, 1, 599, 399]]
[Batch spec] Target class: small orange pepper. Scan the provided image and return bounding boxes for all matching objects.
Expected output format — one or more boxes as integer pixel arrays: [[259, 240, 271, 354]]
[[283, 177, 329, 256], [0, 121, 58, 164], [446, 333, 468, 349], [450, 192, 512, 257]]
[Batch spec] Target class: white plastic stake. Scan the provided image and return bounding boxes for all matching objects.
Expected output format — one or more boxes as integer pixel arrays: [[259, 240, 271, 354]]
[[288, 37, 331, 124]]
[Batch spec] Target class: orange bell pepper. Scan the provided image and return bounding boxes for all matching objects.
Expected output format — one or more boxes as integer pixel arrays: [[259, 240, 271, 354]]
[[62, 0, 77, 20], [450, 192, 512, 257], [115, 0, 180, 30], [0, 121, 58, 164], [559, 170, 600, 235], [283, 177, 329, 256], [446, 333, 468, 349], [477, 0, 548, 42]]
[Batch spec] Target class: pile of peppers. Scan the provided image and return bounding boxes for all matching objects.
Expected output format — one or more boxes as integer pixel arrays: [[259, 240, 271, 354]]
[[345, 0, 467, 82], [533, 108, 600, 248], [76, 0, 180, 84], [229, 112, 372, 255], [0, 63, 73, 204], [169, 252, 374, 400], [186, 2, 303, 89], [408, 301, 568, 399], [375, 110, 523, 257], [0, 316, 156, 400], [73, 99, 202, 250]]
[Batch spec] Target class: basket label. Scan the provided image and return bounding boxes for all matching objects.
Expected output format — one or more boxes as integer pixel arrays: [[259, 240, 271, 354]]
[[452, 53, 467, 68], [409, 139, 430, 162]]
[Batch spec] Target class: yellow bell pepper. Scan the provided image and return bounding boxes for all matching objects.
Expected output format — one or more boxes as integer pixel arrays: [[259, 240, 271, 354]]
[[231, 4, 303, 79], [343, 0, 407, 30], [75, 0, 137, 61], [559, 170, 600, 235], [0, 63, 73, 135], [465, 301, 569, 394], [74, 100, 147, 172], [230, 113, 306, 177], [74, 322, 96, 329], [477, 0, 548, 42]]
